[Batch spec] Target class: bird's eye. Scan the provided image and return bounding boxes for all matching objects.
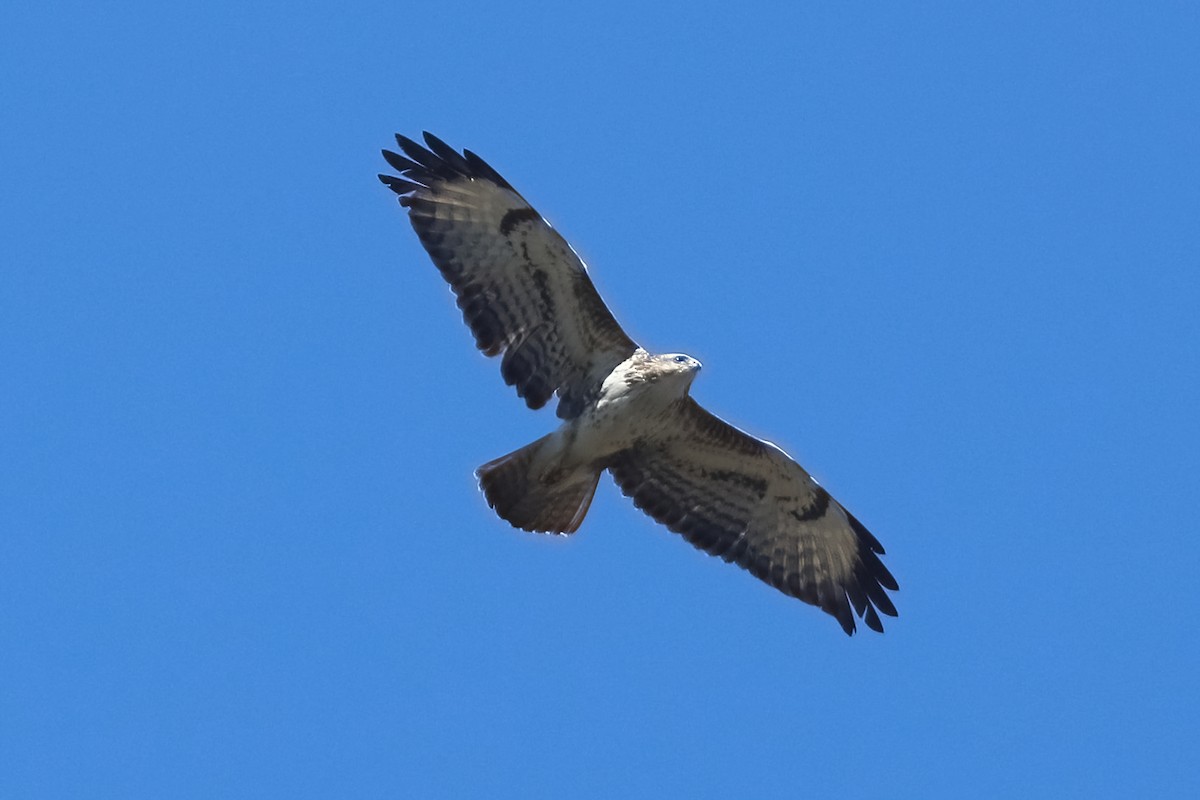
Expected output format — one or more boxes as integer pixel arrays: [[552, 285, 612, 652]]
[[674, 355, 688, 364]]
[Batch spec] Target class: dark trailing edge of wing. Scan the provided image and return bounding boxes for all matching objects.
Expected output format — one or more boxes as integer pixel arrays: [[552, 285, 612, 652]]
[[378, 132, 515, 200]]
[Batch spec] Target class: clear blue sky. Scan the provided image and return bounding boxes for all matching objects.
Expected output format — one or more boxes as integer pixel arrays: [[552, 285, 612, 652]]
[[3, 2, 1198, 797]]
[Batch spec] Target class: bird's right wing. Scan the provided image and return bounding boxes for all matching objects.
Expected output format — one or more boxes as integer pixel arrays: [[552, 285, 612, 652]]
[[380, 132, 638, 419]]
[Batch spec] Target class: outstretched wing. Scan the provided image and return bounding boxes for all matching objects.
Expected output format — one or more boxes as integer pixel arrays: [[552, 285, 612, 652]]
[[608, 398, 898, 635], [379, 132, 638, 419]]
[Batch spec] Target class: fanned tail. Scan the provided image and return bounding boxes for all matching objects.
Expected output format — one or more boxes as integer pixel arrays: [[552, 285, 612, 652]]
[[476, 436, 600, 534]]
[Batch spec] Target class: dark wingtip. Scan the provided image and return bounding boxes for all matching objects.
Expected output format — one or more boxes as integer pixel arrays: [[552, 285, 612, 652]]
[[393, 133, 424, 157], [421, 131, 472, 175], [381, 148, 423, 175], [846, 509, 886, 555], [863, 605, 884, 633], [378, 174, 420, 195], [841, 505, 899, 631], [838, 611, 856, 636], [463, 148, 514, 190], [864, 546, 899, 593], [382, 133, 515, 192], [827, 585, 857, 636]]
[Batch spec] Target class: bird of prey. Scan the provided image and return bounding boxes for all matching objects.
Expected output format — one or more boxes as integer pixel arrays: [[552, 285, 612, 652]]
[[379, 133, 898, 635]]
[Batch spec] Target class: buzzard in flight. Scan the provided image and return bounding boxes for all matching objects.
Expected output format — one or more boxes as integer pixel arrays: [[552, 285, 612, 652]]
[[379, 133, 898, 634]]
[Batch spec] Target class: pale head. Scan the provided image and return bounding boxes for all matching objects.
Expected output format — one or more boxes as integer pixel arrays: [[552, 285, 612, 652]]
[[652, 352, 702, 387]]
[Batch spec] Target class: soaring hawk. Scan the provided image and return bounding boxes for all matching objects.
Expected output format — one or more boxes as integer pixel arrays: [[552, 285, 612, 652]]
[[379, 133, 898, 635]]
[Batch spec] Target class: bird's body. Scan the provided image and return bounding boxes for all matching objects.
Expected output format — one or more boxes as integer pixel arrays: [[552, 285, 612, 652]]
[[477, 350, 702, 536], [379, 133, 899, 635], [560, 351, 702, 473]]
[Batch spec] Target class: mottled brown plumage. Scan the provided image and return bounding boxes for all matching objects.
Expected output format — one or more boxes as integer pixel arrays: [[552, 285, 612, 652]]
[[379, 133, 898, 635]]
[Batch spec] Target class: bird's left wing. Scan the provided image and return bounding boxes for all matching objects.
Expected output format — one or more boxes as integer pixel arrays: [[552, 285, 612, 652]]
[[379, 133, 638, 419], [608, 398, 898, 635]]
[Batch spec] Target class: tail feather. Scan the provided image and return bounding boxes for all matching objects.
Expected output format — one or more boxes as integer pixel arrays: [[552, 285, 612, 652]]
[[476, 437, 600, 534]]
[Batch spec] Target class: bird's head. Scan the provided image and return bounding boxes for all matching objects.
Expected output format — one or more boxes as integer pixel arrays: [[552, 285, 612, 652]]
[[657, 353, 702, 387]]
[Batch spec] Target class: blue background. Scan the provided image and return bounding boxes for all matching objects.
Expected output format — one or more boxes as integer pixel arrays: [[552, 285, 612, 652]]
[[3, 2, 1198, 796]]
